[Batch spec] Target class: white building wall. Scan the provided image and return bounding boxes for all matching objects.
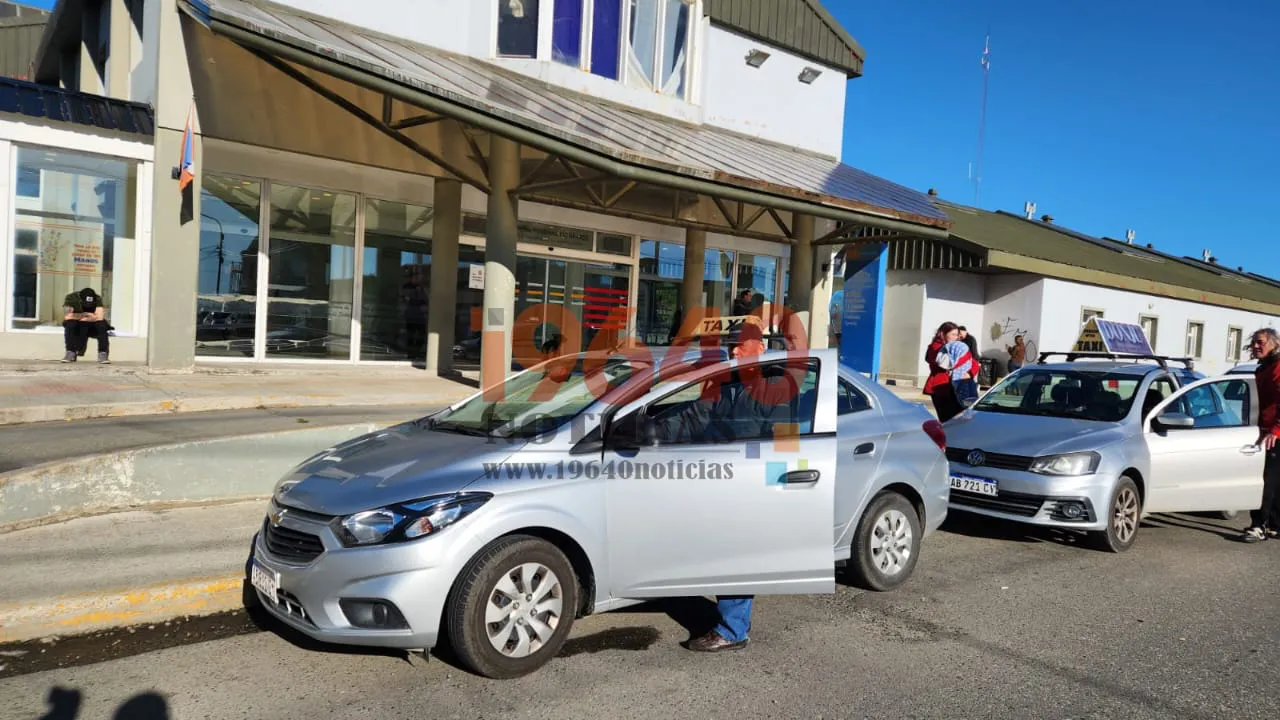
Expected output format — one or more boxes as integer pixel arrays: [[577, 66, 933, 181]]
[[700, 27, 845, 157], [1039, 279, 1280, 376], [982, 273, 1045, 367], [882, 270, 985, 384]]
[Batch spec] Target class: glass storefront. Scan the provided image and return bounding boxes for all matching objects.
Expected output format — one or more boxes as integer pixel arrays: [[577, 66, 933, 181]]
[[197, 175, 261, 357], [361, 199, 433, 362], [264, 184, 357, 359], [10, 146, 139, 333]]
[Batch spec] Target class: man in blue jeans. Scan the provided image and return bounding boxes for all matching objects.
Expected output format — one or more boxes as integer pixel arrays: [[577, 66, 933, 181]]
[[685, 321, 769, 652]]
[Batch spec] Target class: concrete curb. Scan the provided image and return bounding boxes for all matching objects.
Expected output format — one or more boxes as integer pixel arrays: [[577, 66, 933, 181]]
[[0, 422, 394, 531], [0, 575, 244, 644], [0, 391, 473, 427]]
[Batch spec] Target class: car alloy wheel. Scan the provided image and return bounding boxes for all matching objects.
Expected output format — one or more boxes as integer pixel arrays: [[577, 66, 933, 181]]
[[1112, 487, 1139, 544], [846, 491, 922, 592], [446, 535, 579, 679], [870, 509, 913, 577], [485, 562, 564, 658]]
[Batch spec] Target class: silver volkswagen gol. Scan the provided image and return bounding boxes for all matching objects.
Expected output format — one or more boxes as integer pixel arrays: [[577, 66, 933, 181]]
[[943, 354, 1264, 552], [248, 347, 949, 678]]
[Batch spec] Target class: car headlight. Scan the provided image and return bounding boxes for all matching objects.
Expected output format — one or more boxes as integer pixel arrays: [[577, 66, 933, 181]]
[[334, 492, 492, 547], [1029, 452, 1101, 476]]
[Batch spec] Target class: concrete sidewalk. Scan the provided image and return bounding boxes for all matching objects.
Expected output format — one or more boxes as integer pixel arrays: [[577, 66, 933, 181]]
[[0, 360, 481, 426]]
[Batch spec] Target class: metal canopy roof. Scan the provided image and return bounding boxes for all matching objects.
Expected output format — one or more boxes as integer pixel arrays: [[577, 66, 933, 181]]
[[178, 0, 949, 238], [0, 75, 154, 136]]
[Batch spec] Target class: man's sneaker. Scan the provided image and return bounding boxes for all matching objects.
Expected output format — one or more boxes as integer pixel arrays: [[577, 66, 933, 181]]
[[97, 352, 110, 365], [61, 351, 76, 363], [1268, 528, 1279, 539], [1241, 527, 1268, 543]]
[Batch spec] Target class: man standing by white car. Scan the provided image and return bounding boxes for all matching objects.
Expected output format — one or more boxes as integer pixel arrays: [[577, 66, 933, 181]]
[[1242, 328, 1280, 543]]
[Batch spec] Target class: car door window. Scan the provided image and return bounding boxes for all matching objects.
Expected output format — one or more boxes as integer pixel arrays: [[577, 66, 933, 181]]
[[837, 379, 871, 415], [1167, 380, 1251, 428], [1141, 376, 1178, 419], [642, 360, 820, 445]]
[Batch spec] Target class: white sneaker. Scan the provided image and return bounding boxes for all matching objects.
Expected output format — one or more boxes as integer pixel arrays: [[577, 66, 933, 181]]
[[97, 352, 110, 365], [61, 351, 76, 363]]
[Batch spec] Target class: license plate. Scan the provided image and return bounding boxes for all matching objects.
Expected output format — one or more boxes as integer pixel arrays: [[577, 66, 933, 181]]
[[250, 559, 280, 602], [950, 473, 998, 497]]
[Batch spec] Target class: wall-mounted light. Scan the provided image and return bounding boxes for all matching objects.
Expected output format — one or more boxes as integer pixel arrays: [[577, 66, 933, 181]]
[[745, 49, 770, 67], [798, 66, 822, 84]]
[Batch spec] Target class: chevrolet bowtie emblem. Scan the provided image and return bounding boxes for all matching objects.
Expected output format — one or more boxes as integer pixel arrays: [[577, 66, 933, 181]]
[[270, 508, 288, 526]]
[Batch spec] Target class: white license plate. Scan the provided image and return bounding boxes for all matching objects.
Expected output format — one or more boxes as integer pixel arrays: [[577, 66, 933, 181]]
[[950, 474, 998, 497], [250, 559, 280, 602]]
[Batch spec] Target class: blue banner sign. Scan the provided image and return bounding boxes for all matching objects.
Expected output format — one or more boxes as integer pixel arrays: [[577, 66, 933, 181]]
[[1096, 319, 1155, 355], [838, 242, 887, 378]]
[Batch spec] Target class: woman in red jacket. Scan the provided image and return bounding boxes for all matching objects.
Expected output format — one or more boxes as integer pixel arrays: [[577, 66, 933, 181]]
[[924, 321, 963, 422]]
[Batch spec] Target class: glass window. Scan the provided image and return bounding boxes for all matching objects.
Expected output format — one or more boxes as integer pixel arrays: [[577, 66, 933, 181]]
[[265, 184, 356, 359], [196, 175, 261, 357], [1165, 380, 1250, 428], [497, 0, 540, 58], [11, 147, 138, 333], [640, 359, 820, 445], [735, 253, 778, 308], [703, 248, 734, 316], [361, 198, 434, 362], [451, 244, 488, 370], [657, 241, 684, 279], [552, 0, 584, 66], [1186, 321, 1204, 358], [589, 0, 623, 79], [1140, 315, 1158, 348], [975, 369, 1141, 423], [1227, 326, 1243, 362], [624, 0, 691, 98], [838, 379, 871, 415], [1081, 308, 1103, 327], [597, 233, 632, 256]]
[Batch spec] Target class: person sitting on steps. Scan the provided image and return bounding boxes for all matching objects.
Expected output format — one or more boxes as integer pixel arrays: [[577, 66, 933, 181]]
[[62, 287, 111, 364]]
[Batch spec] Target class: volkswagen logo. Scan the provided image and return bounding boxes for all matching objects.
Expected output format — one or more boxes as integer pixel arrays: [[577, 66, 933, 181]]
[[967, 449, 986, 467], [269, 508, 288, 526]]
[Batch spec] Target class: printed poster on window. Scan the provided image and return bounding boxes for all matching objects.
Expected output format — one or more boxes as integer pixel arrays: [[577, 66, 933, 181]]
[[468, 264, 485, 290], [72, 240, 103, 275]]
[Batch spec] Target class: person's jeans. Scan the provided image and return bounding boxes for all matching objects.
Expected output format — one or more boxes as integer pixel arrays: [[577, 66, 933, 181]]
[[953, 378, 979, 406], [713, 595, 753, 642], [1250, 446, 1280, 530], [64, 320, 110, 354]]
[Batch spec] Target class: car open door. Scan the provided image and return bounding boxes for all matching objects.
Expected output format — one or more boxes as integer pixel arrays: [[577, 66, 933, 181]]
[[601, 349, 838, 598], [1144, 375, 1264, 514]]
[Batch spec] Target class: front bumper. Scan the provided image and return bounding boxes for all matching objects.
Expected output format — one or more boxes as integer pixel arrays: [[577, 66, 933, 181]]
[[247, 510, 456, 651], [946, 466, 1113, 531]]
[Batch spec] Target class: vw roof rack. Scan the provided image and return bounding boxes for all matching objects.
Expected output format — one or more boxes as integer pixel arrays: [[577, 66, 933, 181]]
[[1035, 351, 1195, 370]]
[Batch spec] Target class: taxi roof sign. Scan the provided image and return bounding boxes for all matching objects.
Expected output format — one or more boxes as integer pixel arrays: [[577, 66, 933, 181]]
[[684, 314, 767, 338], [1071, 318, 1154, 356]]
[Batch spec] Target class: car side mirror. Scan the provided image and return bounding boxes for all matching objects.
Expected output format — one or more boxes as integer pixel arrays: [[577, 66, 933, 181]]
[[607, 412, 657, 452], [1154, 411, 1195, 430]]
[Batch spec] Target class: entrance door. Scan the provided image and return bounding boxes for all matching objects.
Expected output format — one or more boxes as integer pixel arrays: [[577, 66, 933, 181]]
[[1145, 376, 1264, 514], [601, 352, 838, 598]]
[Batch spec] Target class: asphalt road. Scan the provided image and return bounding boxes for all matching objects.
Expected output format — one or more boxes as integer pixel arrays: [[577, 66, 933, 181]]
[[2, 511, 1278, 720], [0, 406, 443, 473]]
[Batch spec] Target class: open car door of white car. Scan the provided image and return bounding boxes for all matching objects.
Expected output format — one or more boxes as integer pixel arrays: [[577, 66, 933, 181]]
[[1144, 375, 1264, 514], [599, 349, 838, 599]]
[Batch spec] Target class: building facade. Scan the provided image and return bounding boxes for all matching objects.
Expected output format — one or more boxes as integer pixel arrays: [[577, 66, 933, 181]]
[[5, 0, 948, 377], [879, 201, 1280, 384]]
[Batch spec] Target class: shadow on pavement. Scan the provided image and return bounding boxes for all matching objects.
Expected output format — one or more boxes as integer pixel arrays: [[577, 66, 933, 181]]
[[940, 510, 1093, 550], [36, 687, 170, 719]]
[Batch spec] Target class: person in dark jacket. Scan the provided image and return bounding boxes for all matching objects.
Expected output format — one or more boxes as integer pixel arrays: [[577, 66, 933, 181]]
[[1242, 328, 1280, 542], [62, 288, 110, 364]]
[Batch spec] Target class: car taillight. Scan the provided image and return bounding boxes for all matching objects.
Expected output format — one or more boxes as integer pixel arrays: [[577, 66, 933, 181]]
[[922, 419, 946, 451]]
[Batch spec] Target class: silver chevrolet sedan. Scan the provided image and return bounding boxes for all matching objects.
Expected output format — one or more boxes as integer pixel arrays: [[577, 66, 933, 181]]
[[247, 347, 948, 678], [944, 358, 1263, 552]]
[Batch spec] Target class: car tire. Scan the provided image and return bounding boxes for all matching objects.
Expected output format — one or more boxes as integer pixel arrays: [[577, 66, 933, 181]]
[[845, 492, 922, 592], [1090, 476, 1142, 553], [445, 535, 578, 679]]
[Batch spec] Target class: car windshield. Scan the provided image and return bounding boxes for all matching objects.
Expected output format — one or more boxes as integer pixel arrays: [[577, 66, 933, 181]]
[[429, 354, 647, 437], [974, 369, 1143, 422]]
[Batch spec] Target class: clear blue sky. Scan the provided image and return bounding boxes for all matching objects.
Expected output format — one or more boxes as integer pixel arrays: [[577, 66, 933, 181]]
[[832, 0, 1280, 277], [13, 0, 54, 9]]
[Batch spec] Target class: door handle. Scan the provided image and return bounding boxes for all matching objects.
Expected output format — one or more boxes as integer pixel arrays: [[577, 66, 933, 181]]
[[1241, 444, 1262, 455], [853, 442, 875, 456], [782, 470, 820, 485]]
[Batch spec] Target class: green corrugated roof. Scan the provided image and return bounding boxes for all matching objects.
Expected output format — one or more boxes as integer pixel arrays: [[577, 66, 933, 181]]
[[938, 201, 1280, 313], [704, 0, 865, 76]]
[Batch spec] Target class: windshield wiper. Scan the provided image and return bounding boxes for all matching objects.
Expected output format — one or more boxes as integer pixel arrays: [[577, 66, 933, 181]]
[[428, 420, 490, 437]]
